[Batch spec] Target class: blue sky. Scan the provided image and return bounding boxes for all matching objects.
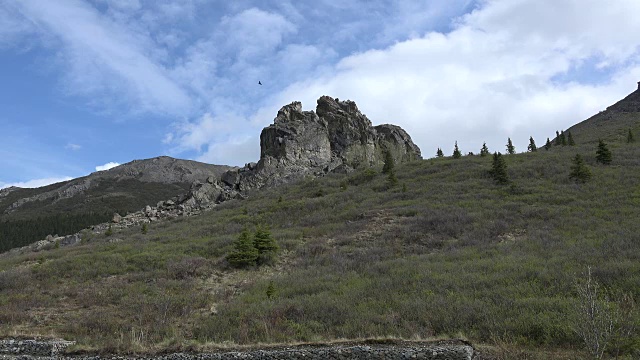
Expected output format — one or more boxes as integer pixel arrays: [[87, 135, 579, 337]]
[[1, 0, 639, 189]]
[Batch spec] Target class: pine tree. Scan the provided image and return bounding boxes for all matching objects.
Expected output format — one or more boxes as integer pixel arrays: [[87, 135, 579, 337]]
[[141, 223, 148, 234], [527, 136, 537, 152], [436, 148, 444, 157], [596, 140, 612, 165], [544, 138, 552, 150], [105, 224, 113, 237], [569, 154, 592, 183], [567, 131, 575, 146], [227, 229, 259, 267], [480, 142, 489, 157], [506, 138, 515, 154], [382, 150, 395, 174], [628, 129, 635, 143], [452, 141, 462, 159], [489, 152, 509, 184], [560, 130, 567, 146], [253, 226, 278, 265], [266, 281, 276, 299], [555, 131, 562, 146]]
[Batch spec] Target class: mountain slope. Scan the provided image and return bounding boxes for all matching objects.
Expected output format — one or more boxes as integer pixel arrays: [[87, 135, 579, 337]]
[[0, 156, 236, 251], [566, 82, 640, 144], [1, 88, 639, 357]]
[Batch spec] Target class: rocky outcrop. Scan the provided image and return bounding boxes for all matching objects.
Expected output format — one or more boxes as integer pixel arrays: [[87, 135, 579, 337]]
[[222, 96, 422, 192]]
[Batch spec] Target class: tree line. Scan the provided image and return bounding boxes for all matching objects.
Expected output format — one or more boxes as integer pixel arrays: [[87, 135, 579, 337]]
[[0, 211, 116, 252]]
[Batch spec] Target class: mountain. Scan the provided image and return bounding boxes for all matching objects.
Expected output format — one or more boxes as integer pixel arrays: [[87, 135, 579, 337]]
[[566, 82, 640, 144], [0, 157, 236, 252], [1, 88, 638, 358]]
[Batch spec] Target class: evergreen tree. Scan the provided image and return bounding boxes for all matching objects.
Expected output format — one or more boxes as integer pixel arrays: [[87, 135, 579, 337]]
[[527, 136, 537, 152], [560, 130, 567, 146], [489, 152, 509, 185], [567, 131, 575, 146], [596, 140, 612, 165], [506, 138, 515, 154], [253, 226, 279, 265], [436, 148, 444, 157], [555, 131, 562, 146], [386, 169, 399, 187], [480, 142, 490, 157], [544, 138, 552, 150], [569, 154, 592, 183], [628, 129, 635, 143], [452, 141, 462, 159], [266, 281, 276, 299], [382, 150, 395, 174], [227, 229, 259, 267], [141, 223, 148, 234], [105, 224, 113, 237]]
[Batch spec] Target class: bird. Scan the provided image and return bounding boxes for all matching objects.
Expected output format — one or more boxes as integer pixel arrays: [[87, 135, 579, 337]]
[[258, 81, 262, 85]]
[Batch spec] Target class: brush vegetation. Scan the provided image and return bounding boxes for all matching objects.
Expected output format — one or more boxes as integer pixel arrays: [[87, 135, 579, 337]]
[[1, 126, 640, 358]]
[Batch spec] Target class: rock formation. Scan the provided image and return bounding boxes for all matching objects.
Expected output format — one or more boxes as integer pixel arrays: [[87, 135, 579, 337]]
[[221, 96, 422, 192], [3, 96, 421, 256]]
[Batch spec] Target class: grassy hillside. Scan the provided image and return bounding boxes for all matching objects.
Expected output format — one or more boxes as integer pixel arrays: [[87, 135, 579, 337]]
[[1, 133, 639, 357]]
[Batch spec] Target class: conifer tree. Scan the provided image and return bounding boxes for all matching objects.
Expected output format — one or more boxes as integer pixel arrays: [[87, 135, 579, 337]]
[[544, 138, 552, 150], [628, 129, 635, 143], [253, 226, 279, 265], [382, 150, 395, 174], [141, 223, 148, 234], [555, 131, 562, 146], [453, 141, 462, 159], [480, 142, 489, 157], [506, 138, 515, 154], [596, 140, 612, 165], [489, 152, 509, 184], [387, 169, 399, 187], [567, 131, 575, 146], [266, 281, 276, 299], [569, 154, 592, 183], [436, 148, 444, 157], [227, 229, 259, 267], [560, 130, 567, 146], [105, 224, 113, 237], [527, 136, 537, 152]]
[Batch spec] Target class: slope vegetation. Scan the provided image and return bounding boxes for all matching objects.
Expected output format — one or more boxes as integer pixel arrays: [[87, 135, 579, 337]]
[[1, 137, 639, 357]]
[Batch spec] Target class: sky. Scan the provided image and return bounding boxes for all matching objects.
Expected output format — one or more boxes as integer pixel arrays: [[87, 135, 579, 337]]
[[1, 0, 640, 189]]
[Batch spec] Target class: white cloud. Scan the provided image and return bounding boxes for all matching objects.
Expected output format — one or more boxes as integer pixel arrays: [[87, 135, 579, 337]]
[[196, 135, 259, 167], [0, 176, 73, 189], [95, 162, 120, 171], [218, 8, 296, 61], [247, 0, 640, 158], [11, 0, 192, 116], [65, 143, 82, 151]]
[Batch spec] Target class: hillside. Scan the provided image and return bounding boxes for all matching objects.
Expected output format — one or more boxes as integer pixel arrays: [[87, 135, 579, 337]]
[[0, 157, 236, 252], [1, 89, 639, 358]]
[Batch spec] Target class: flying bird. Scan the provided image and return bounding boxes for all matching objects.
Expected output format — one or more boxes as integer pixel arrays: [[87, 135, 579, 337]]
[[258, 81, 262, 85]]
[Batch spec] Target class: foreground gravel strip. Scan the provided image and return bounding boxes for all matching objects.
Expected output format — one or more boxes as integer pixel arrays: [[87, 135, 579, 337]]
[[1, 339, 478, 360]]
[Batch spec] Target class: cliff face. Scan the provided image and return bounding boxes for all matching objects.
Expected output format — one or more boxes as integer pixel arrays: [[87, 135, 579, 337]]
[[222, 96, 422, 191]]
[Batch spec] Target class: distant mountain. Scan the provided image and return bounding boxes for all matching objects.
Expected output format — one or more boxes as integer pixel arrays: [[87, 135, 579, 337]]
[[0, 157, 236, 251], [1, 156, 236, 219], [566, 82, 640, 144]]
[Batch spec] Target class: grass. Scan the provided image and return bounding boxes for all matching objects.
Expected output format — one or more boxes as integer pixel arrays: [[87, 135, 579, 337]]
[[1, 135, 639, 357]]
